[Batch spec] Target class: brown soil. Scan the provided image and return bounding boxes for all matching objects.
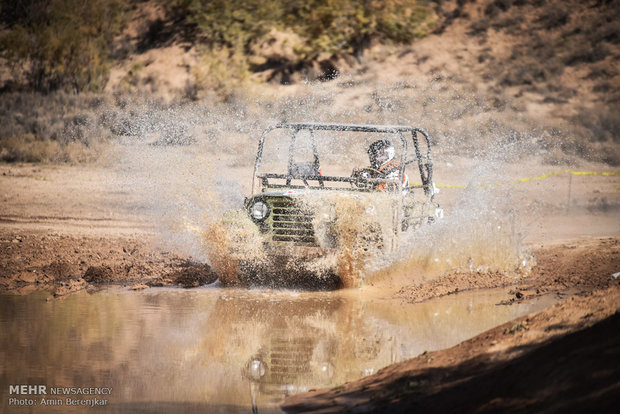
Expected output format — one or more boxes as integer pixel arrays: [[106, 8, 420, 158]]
[[397, 237, 619, 304], [0, 165, 218, 295], [0, 231, 217, 296]]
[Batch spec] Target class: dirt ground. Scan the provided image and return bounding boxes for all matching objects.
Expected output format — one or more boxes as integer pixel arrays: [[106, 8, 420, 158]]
[[0, 164, 219, 295], [1, 162, 619, 412]]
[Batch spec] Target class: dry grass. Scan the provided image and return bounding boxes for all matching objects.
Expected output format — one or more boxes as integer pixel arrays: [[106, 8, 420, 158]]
[[0, 92, 113, 163], [0, 135, 105, 163]]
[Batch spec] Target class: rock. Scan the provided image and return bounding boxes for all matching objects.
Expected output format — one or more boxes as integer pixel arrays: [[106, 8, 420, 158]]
[[53, 279, 87, 297], [19, 273, 38, 283], [83, 266, 116, 283], [129, 283, 148, 291], [42, 261, 78, 280]]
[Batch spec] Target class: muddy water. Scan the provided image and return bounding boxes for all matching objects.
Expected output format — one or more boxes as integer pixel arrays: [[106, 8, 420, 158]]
[[0, 287, 555, 413]]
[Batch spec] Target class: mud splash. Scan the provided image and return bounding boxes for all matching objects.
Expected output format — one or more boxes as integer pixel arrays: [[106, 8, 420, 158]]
[[106, 90, 544, 289], [112, 144, 532, 289], [307, 192, 396, 288], [200, 210, 266, 285], [210, 182, 532, 289], [402, 192, 528, 272], [196, 192, 398, 288], [367, 178, 535, 288]]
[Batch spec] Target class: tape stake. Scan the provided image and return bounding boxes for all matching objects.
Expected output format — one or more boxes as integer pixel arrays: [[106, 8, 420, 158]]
[[566, 172, 572, 213]]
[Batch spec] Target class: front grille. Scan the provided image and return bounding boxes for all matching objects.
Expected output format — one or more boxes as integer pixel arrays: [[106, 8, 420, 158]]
[[265, 336, 315, 387], [270, 199, 316, 245]]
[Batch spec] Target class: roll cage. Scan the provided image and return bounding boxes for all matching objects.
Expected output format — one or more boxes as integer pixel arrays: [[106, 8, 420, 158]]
[[251, 123, 435, 197]]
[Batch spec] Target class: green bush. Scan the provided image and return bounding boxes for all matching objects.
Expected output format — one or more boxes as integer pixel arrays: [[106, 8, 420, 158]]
[[282, 0, 438, 61], [0, 0, 437, 93], [168, 0, 437, 64], [0, 0, 129, 92]]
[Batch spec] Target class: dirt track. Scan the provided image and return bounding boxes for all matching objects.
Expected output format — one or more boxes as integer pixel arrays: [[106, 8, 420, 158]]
[[0, 164, 219, 295], [1, 162, 619, 412]]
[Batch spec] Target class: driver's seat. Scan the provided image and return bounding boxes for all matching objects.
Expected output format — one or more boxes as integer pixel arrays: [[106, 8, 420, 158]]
[[287, 161, 324, 187]]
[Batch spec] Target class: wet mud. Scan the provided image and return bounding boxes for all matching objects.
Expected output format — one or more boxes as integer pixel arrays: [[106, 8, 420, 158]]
[[0, 232, 218, 295]]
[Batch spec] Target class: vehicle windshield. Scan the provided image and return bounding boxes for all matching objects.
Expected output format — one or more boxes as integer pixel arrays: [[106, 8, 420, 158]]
[[254, 125, 428, 193]]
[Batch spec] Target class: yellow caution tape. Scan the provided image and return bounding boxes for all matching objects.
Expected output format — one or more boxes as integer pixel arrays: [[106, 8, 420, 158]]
[[434, 169, 620, 189], [435, 184, 467, 188]]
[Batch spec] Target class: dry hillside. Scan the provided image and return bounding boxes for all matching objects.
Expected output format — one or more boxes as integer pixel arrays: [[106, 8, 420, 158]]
[[101, 0, 620, 164], [0, 0, 618, 164]]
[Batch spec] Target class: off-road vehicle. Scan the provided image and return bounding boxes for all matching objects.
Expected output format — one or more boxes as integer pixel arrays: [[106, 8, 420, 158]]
[[231, 122, 441, 288]]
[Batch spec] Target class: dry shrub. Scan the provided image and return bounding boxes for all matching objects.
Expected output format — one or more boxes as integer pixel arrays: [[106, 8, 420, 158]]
[[0, 134, 105, 163], [484, 0, 513, 17], [1, 135, 57, 162], [571, 103, 620, 144], [0, 91, 114, 163], [192, 45, 250, 99], [491, 15, 520, 32], [60, 140, 106, 163], [468, 18, 490, 36], [535, 103, 620, 166], [536, 8, 569, 29], [564, 44, 610, 66], [592, 20, 620, 44]]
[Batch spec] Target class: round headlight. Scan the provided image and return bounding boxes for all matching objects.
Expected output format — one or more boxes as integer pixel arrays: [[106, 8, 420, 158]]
[[250, 201, 269, 221], [247, 358, 266, 381]]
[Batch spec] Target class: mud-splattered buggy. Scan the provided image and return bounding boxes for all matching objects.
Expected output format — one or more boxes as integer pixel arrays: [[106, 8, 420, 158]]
[[230, 123, 441, 288]]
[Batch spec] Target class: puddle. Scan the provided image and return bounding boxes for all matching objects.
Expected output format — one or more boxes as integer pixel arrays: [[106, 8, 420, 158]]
[[0, 287, 555, 413]]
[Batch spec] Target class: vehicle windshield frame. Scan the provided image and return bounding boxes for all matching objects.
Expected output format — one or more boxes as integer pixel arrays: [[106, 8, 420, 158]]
[[252, 123, 433, 195]]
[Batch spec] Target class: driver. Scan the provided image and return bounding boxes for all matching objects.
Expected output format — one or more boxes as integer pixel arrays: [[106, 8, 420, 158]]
[[353, 139, 409, 190]]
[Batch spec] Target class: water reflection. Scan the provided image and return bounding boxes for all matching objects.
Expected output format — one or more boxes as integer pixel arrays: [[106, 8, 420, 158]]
[[0, 287, 554, 413]]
